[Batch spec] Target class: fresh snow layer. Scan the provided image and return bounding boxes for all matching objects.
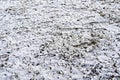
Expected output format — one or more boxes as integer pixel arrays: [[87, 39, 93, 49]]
[[0, 0, 120, 80]]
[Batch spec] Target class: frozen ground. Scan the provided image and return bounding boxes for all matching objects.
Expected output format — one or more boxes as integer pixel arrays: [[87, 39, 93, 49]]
[[0, 0, 120, 80]]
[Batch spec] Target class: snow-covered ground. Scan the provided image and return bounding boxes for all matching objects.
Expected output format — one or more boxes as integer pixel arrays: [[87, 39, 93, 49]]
[[0, 0, 120, 80]]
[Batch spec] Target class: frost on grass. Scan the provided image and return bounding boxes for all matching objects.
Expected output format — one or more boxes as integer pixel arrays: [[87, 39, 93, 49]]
[[0, 0, 120, 80]]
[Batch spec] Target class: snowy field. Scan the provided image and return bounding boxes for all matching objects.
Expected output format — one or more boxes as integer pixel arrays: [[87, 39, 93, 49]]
[[0, 0, 120, 80]]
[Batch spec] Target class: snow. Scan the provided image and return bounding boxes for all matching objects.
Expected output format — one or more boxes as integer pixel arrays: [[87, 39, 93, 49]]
[[0, 0, 120, 80]]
